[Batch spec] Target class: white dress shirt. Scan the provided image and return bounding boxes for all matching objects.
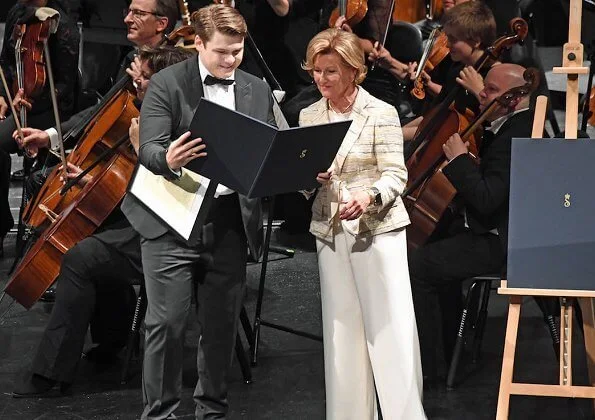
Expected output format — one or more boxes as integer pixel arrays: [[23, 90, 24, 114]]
[[198, 56, 235, 197]]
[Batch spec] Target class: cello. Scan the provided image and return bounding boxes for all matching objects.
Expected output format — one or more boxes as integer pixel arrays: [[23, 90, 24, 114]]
[[5, 66, 138, 309], [21, 74, 138, 230], [404, 68, 540, 249]]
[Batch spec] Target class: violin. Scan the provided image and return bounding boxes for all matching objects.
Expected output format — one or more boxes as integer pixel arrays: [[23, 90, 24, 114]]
[[410, 28, 449, 100], [165, 0, 196, 49], [329, 0, 368, 28], [164, 25, 196, 50], [12, 7, 59, 126], [404, 68, 540, 249]]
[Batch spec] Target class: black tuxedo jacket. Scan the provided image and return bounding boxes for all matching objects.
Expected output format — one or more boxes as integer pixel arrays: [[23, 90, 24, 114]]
[[121, 56, 275, 259], [442, 109, 534, 252]]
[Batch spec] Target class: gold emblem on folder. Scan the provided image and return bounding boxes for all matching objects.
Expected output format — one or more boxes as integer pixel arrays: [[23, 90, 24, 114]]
[[300, 149, 308, 159], [564, 193, 571, 208]]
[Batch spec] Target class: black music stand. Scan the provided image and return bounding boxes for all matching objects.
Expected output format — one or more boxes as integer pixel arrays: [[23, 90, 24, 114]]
[[186, 99, 349, 365], [250, 194, 321, 367]]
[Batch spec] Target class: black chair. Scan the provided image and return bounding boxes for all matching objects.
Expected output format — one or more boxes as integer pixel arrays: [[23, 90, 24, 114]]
[[446, 275, 561, 389], [120, 283, 255, 385], [446, 274, 499, 389]]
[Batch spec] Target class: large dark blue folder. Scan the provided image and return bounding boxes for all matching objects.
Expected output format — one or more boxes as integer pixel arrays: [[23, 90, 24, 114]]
[[186, 98, 351, 198], [507, 138, 595, 290]]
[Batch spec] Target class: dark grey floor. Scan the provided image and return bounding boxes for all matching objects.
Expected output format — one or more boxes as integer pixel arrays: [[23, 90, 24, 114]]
[[0, 219, 594, 420]]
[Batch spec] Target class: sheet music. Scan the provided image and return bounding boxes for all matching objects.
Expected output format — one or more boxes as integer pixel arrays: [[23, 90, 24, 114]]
[[129, 164, 211, 240]]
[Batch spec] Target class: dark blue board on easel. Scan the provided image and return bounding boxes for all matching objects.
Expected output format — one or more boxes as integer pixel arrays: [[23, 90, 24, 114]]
[[507, 138, 595, 290]]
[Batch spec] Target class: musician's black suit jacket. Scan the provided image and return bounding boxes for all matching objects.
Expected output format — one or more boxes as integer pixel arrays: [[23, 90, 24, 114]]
[[121, 56, 275, 258], [442, 109, 534, 253]]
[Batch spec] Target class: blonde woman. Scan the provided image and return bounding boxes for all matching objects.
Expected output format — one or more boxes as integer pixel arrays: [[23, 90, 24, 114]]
[[300, 28, 426, 419]]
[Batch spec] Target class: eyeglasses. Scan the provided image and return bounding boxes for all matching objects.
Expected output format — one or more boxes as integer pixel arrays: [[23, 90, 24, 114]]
[[123, 8, 163, 19]]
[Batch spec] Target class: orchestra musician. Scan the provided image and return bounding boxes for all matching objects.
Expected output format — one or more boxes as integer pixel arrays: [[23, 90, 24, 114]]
[[0, 0, 78, 255], [301, 28, 425, 419], [10, 0, 179, 283], [11, 45, 194, 399], [402, 1, 498, 141], [119, 5, 273, 419], [408, 63, 536, 389]]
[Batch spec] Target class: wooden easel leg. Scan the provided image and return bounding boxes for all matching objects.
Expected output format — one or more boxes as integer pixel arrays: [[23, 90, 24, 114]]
[[559, 298, 573, 386], [578, 297, 595, 412], [496, 295, 523, 420]]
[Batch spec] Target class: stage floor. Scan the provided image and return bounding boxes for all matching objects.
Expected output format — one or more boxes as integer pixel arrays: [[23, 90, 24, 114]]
[[0, 226, 594, 419]]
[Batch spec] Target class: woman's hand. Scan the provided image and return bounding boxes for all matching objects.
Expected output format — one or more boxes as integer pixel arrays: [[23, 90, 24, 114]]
[[367, 42, 392, 69], [339, 190, 371, 220], [166, 131, 207, 171], [316, 170, 332, 185], [333, 16, 352, 33]]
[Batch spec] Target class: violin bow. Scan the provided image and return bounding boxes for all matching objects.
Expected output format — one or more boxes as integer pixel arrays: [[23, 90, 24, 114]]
[[371, 0, 396, 71], [41, 13, 68, 177], [0, 65, 27, 150]]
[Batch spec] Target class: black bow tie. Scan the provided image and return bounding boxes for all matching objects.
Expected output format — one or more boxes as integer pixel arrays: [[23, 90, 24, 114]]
[[204, 75, 234, 86]]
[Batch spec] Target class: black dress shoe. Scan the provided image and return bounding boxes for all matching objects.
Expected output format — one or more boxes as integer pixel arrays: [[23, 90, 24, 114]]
[[12, 372, 64, 398], [10, 168, 26, 181], [83, 344, 121, 365], [39, 286, 57, 303]]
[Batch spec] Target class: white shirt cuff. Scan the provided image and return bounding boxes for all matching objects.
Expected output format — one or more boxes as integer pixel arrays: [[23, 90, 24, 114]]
[[46, 127, 59, 151]]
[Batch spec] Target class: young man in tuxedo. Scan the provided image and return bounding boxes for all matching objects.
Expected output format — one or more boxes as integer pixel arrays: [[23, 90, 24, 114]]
[[408, 63, 535, 387], [120, 4, 274, 419]]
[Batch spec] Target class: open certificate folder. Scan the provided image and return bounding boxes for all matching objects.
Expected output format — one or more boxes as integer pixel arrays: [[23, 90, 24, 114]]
[[128, 164, 216, 242]]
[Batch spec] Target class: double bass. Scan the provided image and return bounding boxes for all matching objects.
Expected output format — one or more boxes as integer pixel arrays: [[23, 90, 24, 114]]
[[6, 66, 138, 308]]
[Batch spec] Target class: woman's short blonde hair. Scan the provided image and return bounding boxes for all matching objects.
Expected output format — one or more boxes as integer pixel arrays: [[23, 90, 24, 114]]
[[302, 28, 367, 85]]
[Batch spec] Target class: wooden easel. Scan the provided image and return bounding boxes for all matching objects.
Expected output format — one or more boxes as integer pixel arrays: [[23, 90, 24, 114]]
[[496, 0, 594, 417]]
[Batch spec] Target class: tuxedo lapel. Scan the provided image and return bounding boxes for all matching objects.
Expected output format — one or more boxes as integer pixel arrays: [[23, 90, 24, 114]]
[[234, 71, 252, 116], [189, 57, 204, 105]]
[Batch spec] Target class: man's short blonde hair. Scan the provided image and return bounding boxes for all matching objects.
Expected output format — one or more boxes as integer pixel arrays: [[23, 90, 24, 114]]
[[302, 28, 367, 85], [191, 4, 247, 43]]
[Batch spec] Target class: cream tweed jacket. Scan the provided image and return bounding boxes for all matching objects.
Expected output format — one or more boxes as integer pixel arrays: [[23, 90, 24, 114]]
[[299, 87, 410, 241]]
